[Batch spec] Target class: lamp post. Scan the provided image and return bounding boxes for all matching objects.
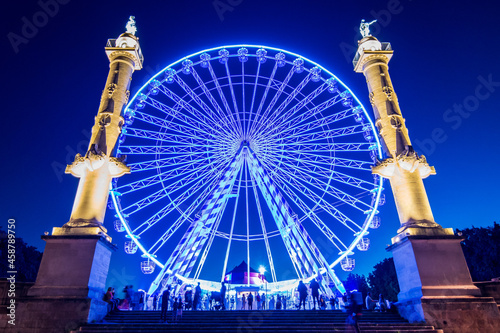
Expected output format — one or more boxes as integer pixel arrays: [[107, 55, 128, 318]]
[[259, 266, 266, 310]]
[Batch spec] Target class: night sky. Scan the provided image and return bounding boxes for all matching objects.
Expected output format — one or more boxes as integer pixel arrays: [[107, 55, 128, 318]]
[[2, 0, 499, 293]]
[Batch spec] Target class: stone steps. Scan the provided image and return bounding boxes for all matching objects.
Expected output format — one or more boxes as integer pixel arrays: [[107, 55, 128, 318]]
[[76, 310, 443, 333]]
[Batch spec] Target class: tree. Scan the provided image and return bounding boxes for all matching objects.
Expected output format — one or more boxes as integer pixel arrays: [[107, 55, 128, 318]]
[[342, 273, 369, 296], [457, 221, 500, 281], [0, 227, 43, 282], [367, 257, 400, 302]]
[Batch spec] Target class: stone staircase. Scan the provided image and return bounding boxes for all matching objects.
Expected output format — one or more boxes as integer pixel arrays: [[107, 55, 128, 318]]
[[75, 309, 444, 332]]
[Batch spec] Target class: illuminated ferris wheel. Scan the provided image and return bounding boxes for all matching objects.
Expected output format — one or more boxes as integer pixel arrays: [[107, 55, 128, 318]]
[[110, 45, 385, 294]]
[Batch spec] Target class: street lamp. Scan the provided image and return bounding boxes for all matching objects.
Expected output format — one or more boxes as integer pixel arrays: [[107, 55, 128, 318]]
[[259, 266, 266, 310]]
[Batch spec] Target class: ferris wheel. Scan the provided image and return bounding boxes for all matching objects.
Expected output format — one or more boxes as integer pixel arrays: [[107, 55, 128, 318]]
[[110, 45, 385, 294]]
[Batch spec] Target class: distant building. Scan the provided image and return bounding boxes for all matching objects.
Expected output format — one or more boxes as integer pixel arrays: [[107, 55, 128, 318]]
[[224, 261, 267, 285]]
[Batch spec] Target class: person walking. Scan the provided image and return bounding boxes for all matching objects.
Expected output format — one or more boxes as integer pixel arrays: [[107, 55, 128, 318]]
[[241, 293, 246, 310], [261, 293, 266, 310], [310, 278, 320, 310], [256, 293, 261, 310], [153, 293, 158, 311], [248, 292, 254, 310], [269, 295, 275, 310], [193, 282, 202, 311], [220, 282, 227, 310], [160, 286, 171, 323], [297, 281, 308, 310], [172, 297, 179, 323]]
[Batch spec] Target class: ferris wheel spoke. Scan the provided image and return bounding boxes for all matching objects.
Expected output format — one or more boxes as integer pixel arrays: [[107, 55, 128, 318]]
[[274, 179, 348, 252], [274, 162, 372, 200], [270, 90, 346, 134], [270, 150, 372, 171], [251, 70, 311, 137], [274, 142, 373, 152], [251, 66, 298, 136], [121, 156, 229, 218], [268, 150, 375, 191], [173, 72, 233, 132], [132, 167, 226, 236], [249, 161, 278, 283], [157, 84, 228, 133], [247, 150, 325, 278], [269, 168, 360, 235], [270, 162, 370, 218], [248, 62, 279, 136], [219, 149, 246, 282], [170, 152, 245, 279], [136, 170, 225, 238], [223, 61, 244, 137], [264, 99, 350, 140], [270, 159, 373, 213], [191, 67, 238, 129], [205, 62, 241, 135], [148, 173, 229, 255], [133, 109, 226, 142], [117, 155, 226, 195], [145, 95, 214, 134], [124, 127, 208, 146], [118, 145, 205, 155], [260, 82, 328, 136], [245, 61, 261, 138], [127, 150, 217, 173], [276, 124, 365, 144]]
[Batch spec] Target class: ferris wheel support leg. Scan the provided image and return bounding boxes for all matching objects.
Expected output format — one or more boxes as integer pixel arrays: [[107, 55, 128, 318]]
[[157, 150, 244, 286]]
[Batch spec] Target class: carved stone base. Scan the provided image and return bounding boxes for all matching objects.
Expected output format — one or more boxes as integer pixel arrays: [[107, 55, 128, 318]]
[[11, 297, 107, 333], [396, 296, 500, 333], [388, 235, 500, 332], [28, 235, 116, 298]]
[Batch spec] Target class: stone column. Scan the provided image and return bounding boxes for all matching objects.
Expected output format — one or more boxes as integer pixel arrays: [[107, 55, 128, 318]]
[[353, 35, 500, 332], [16, 19, 144, 333]]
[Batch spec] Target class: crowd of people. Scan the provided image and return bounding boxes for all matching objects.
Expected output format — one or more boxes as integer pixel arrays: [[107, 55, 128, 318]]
[[103, 277, 395, 326]]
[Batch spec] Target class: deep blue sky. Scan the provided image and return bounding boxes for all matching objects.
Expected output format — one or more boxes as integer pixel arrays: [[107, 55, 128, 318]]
[[2, 0, 499, 292]]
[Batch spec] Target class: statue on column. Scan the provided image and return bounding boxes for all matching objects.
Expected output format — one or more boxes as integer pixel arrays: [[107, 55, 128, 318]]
[[126, 16, 137, 35], [360, 19, 377, 38]]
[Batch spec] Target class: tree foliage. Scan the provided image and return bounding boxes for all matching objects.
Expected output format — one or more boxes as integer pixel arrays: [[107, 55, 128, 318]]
[[367, 257, 400, 302], [457, 221, 500, 281], [0, 227, 43, 282], [342, 273, 369, 295]]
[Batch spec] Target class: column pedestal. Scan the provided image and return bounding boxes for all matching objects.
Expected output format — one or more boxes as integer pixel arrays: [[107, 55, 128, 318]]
[[15, 233, 116, 333], [388, 234, 500, 332]]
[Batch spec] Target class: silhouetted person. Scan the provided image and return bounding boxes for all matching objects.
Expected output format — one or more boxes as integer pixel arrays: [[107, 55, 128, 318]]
[[365, 292, 376, 310], [310, 278, 320, 309], [378, 294, 387, 312], [160, 286, 170, 323], [248, 292, 254, 310], [220, 282, 227, 310], [347, 291, 363, 333], [172, 297, 179, 323], [193, 282, 202, 310], [297, 281, 308, 310]]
